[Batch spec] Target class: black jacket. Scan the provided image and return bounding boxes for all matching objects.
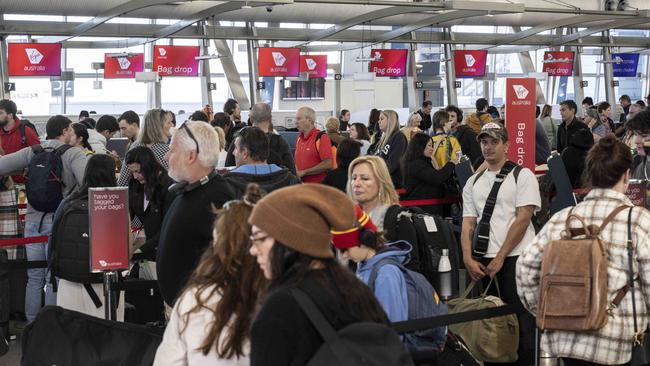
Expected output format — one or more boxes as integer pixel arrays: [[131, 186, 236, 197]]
[[416, 110, 432, 132], [223, 167, 299, 197], [561, 128, 594, 188], [225, 133, 296, 175], [454, 125, 481, 168], [156, 175, 235, 306], [557, 117, 590, 153], [250, 268, 384, 366], [403, 157, 454, 200], [376, 132, 408, 188], [128, 172, 175, 260], [321, 167, 348, 193]]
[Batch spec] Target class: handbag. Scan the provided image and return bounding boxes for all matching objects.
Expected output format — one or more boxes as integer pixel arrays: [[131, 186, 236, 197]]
[[447, 279, 519, 363], [627, 207, 650, 366]]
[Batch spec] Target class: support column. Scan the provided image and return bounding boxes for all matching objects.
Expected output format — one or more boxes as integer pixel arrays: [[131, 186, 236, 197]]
[[246, 22, 260, 105], [0, 36, 9, 100], [571, 28, 585, 117], [602, 31, 616, 109], [199, 22, 213, 108], [61, 47, 67, 115], [443, 27, 457, 106], [405, 33, 418, 110], [145, 42, 161, 110], [331, 62, 341, 118]]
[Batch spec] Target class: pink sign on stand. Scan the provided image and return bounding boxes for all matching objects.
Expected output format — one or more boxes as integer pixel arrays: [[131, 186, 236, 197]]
[[453, 50, 488, 78], [369, 49, 408, 77], [8, 43, 62, 76], [505, 78, 537, 171], [89, 187, 130, 272], [300, 55, 327, 78], [542, 52, 575, 77]]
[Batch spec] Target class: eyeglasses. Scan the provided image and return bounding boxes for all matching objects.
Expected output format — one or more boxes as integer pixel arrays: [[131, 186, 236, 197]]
[[180, 123, 200, 154], [249, 234, 270, 247]]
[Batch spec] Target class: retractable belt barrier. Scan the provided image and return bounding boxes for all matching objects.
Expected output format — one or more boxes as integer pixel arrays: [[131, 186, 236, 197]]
[[392, 302, 525, 333], [0, 236, 49, 248], [399, 196, 462, 207]]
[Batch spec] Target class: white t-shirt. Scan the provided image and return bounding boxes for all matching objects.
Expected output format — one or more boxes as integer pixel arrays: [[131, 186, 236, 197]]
[[462, 166, 541, 258], [154, 285, 249, 366]]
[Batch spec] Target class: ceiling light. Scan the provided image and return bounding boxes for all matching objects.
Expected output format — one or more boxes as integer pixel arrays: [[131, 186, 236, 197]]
[[241, 2, 252, 9]]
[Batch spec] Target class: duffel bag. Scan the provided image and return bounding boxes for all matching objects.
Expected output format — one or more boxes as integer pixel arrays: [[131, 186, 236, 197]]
[[21, 306, 163, 366], [447, 279, 518, 363]]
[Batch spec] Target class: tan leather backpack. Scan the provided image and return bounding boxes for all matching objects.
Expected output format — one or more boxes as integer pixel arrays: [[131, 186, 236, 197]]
[[537, 205, 629, 331]]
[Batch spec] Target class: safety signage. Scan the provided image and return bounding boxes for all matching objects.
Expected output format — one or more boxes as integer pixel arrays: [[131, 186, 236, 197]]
[[89, 187, 130, 272], [153, 45, 200, 77], [505, 78, 536, 171], [612, 53, 639, 77], [299, 55, 327, 78], [104, 53, 144, 79], [8, 43, 62, 76], [258, 48, 300, 77], [453, 50, 488, 78], [542, 51, 574, 76], [369, 49, 408, 77]]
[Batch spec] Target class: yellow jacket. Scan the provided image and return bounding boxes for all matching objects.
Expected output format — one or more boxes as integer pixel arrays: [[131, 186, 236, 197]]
[[465, 111, 493, 135], [430, 133, 461, 169]]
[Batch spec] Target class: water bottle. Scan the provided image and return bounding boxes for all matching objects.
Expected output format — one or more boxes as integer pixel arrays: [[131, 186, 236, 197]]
[[438, 249, 452, 301]]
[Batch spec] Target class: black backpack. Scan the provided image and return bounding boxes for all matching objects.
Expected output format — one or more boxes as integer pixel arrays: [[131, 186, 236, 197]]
[[18, 119, 38, 147], [26, 144, 72, 213], [291, 288, 414, 366], [384, 205, 461, 297]]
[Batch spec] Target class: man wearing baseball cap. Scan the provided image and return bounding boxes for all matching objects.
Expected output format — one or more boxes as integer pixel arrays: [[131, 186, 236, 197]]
[[460, 122, 541, 365]]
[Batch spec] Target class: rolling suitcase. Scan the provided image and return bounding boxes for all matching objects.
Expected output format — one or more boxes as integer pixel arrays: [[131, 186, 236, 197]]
[[546, 152, 576, 215]]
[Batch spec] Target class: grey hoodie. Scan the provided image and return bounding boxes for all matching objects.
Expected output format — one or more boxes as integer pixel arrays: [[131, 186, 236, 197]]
[[0, 140, 88, 223]]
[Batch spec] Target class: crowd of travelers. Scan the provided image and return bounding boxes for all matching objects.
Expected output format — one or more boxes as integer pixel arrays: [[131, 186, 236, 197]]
[[1, 91, 650, 366]]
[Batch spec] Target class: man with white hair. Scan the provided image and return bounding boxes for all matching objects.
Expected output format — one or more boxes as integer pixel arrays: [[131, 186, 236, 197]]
[[156, 121, 235, 306], [294, 106, 333, 183]]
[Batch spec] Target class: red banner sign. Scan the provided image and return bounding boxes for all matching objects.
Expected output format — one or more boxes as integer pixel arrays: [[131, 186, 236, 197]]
[[89, 187, 130, 272], [505, 78, 537, 171], [542, 51, 575, 77], [153, 45, 199, 77], [258, 48, 300, 77], [370, 49, 408, 77], [300, 55, 327, 78], [8, 43, 62, 76], [453, 50, 488, 78], [104, 53, 144, 79]]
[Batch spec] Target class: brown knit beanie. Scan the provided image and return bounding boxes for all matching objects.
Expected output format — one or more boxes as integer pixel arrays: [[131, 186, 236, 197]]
[[248, 183, 356, 258]]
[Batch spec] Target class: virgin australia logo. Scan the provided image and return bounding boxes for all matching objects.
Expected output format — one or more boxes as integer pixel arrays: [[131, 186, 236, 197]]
[[25, 49, 44, 64]]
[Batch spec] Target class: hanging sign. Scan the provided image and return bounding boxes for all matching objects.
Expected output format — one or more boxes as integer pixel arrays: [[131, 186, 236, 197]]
[[453, 50, 488, 78], [104, 53, 144, 79], [505, 78, 537, 171], [153, 45, 200, 77], [8, 43, 62, 76], [258, 48, 300, 77], [612, 53, 639, 77], [542, 51, 575, 76], [369, 49, 408, 77], [89, 187, 130, 272], [299, 55, 327, 78]]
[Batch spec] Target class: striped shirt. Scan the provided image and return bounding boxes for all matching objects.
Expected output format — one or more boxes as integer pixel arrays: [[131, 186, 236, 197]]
[[516, 188, 650, 364]]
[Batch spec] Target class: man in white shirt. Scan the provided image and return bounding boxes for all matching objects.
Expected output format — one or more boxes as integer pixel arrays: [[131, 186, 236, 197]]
[[461, 122, 541, 366]]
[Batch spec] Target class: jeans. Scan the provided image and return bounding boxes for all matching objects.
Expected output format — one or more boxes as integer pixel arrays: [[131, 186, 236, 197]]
[[24, 220, 55, 322]]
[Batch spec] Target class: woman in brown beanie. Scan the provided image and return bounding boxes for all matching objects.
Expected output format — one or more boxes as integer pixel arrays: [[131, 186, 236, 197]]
[[154, 184, 266, 366], [247, 184, 393, 366]]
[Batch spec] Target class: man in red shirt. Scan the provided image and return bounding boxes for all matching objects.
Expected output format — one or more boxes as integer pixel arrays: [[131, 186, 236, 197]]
[[0, 99, 40, 183], [294, 106, 332, 183]]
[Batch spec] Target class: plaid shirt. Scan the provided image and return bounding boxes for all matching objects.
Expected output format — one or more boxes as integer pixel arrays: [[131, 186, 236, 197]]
[[516, 188, 650, 364]]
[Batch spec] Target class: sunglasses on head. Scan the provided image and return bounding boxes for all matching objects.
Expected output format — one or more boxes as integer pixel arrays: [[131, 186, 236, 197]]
[[180, 123, 200, 154]]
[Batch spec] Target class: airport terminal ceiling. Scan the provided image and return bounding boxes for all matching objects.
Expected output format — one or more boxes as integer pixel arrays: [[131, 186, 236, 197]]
[[2, 0, 650, 50]]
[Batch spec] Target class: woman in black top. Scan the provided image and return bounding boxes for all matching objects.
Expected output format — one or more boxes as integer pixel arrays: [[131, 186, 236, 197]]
[[401, 133, 455, 215], [248, 184, 392, 366], [374, 109, 408, 188], [125, 146, 175, 260], [321, 138, 361, 193]]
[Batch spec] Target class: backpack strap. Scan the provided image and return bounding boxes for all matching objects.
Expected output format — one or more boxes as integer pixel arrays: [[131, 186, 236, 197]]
[[291, 288, 337, 342], [83, 283, 103, 308], [31, 144, 43, 154], [367, 257, 405, 293], [472, 161, 519, 257], [315, 130, 326, 153], [383, 204, 403, 241], [600, 205, 629, 231], [19, 123, 26, 147], [54, 144, 73, 156]]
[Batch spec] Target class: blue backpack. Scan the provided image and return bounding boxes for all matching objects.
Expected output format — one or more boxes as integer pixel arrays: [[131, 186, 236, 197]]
[[368, 256, 448, 351], [26, 144, 72, 213]]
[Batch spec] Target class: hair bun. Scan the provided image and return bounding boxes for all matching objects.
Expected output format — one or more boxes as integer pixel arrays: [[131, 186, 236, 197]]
[[244, 183, 264, 205]]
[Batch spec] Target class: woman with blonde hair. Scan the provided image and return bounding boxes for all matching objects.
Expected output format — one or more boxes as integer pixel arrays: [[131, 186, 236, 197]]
[[539, 104, 558, 150], [372, 109, 408, 188], [118, 108, 174, 186], [154, 184, 266, 366], [400, 112, 423, 142], [348, 155, 421, 271]]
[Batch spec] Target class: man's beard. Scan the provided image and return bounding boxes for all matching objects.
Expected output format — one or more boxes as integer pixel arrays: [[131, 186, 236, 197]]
[[0, 118, 9, 128]]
